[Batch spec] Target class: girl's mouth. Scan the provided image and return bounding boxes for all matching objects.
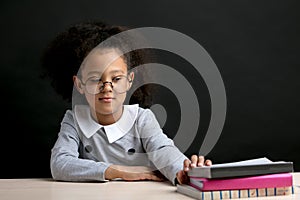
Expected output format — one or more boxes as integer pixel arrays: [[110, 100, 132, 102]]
[[98, 97, 113, 103]]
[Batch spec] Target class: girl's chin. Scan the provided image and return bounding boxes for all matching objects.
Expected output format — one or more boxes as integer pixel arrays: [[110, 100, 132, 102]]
[[96, 109, 114, 115], [92, 103, 123, 115], [95, 107, 122, 116]]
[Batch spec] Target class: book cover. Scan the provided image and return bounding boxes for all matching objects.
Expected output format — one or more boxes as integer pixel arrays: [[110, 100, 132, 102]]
[[189, 173, 293, 191], [176, 184, 294, 200], [187, 157, 294, 179]]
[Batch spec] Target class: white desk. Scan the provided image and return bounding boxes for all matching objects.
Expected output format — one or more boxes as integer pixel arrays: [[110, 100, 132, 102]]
[[1, 173, 299, 200]]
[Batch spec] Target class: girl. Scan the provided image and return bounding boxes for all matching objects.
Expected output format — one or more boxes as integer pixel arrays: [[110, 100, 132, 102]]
[[42, 21, 212, 185]]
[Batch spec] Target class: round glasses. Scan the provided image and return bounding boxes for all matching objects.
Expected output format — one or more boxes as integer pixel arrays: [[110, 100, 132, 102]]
[[80, 75, 132, 94]]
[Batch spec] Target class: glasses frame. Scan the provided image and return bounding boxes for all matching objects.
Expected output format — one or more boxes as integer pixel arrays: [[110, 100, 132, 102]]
[[79, 74, 133, 95]]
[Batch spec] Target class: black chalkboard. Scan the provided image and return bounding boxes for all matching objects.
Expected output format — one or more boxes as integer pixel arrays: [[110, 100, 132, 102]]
[[0, 0, 299, 178]]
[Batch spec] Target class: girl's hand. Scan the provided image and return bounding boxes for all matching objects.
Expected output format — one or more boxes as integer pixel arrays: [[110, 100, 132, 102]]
[[105, 165, 165, 182], [176, 155, 212, 185]]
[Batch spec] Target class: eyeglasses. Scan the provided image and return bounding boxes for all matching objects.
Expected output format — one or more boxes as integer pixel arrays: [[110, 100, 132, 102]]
[[80, 75, 132, 94]]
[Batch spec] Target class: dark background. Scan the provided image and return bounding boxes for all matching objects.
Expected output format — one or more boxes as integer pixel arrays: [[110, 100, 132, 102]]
[[1, 0, 299, 178]]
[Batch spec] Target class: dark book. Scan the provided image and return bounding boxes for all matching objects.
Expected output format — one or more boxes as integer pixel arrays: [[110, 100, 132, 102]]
[[187, 157, 294, 179]]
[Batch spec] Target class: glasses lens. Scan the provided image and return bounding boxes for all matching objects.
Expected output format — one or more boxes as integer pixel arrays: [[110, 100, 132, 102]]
[[113, 76, 130, 93], [85, 79, 101, 94]]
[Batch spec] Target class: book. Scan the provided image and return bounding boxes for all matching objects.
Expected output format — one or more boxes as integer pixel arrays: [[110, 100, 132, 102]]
[[187, 157, 294, 179], [176, 184, 294, 200], [189, 172, 293, 191]]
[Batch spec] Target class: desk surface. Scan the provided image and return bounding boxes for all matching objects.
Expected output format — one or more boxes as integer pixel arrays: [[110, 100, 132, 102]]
[[1, 173, 299, 200]]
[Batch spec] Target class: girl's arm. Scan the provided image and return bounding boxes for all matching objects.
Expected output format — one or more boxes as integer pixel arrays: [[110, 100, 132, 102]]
[[137, 108, 189, 185], [50, 110, 110, 182], [105, 165, 164, 181]]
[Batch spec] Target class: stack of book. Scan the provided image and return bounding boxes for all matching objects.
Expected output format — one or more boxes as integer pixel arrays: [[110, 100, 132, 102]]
[[177, 157, 294, 200]]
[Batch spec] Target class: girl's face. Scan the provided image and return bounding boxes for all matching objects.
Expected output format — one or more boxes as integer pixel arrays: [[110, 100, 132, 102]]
[[74, 49, 133, 124]]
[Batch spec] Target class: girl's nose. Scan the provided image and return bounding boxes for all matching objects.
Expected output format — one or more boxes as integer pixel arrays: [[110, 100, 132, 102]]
[[100, 81, 113, 92]]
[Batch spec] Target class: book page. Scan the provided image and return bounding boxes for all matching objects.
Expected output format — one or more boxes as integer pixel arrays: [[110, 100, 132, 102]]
[[210, 157, 273, 168]]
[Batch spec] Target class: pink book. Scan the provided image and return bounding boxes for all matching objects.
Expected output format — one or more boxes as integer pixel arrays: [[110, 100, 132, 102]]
[[189, 173, 293, 191]]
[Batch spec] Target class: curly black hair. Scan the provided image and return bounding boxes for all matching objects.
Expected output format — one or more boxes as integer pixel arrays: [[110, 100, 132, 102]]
[[41, 20, 155, 108]]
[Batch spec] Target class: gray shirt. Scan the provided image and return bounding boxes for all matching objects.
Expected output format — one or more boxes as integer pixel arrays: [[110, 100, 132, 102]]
[[50, 104, 188, 185]]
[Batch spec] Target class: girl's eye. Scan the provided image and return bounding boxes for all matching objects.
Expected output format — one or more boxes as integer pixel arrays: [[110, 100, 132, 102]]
[[88, 78, 101, 83], [112, 76, 122, 82]]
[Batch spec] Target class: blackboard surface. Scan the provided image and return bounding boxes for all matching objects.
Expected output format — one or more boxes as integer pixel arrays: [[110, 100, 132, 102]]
[[1, 0, 299, 178]]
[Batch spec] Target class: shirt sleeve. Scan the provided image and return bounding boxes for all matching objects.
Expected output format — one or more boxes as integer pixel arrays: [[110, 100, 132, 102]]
[[50, 110, 111, 182], [137, 108, 188, 185]]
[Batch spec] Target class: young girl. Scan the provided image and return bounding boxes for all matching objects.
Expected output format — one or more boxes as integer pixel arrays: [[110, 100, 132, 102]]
[[41, 20, 212, 185]]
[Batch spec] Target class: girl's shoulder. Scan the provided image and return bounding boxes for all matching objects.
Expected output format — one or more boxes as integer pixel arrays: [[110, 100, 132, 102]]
[[134, 104, 156, 120], [61, 105, 88, 124], [63, 108, 75, 120], [134, 104, 161, 127]]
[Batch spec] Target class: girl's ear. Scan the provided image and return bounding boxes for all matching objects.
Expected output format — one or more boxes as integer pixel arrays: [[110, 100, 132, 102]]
[[129, 72, 134, 82], [73, 75, 84, 94], [128, 72, 134, 89]]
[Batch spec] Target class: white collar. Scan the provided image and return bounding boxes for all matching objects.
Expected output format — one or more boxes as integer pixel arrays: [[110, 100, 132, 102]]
[[74, 104, 139, 143]]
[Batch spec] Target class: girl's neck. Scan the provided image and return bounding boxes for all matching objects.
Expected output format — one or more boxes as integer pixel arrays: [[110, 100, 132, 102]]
[[92, 106, 124, 126]]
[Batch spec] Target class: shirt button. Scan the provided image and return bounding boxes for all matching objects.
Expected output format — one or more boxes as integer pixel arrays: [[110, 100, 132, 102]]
[[127, 148, 136, 155]]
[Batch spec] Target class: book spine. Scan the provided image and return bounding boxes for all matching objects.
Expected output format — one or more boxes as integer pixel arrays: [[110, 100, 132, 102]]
[[200, 186, 294, 200]]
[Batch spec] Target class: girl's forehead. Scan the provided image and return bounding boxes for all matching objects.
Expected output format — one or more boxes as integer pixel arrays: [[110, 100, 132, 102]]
[[80, 49, 127, 77]]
